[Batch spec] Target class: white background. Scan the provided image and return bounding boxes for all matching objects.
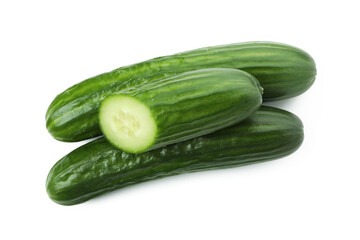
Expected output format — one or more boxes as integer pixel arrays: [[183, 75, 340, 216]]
[[1, 0, 359, 239]]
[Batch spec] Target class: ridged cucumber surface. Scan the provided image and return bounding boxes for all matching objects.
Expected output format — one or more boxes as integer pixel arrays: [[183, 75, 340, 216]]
[[99, 68, 263, 153], [46, 106, 304, 205], [46, 41, 316, 142]]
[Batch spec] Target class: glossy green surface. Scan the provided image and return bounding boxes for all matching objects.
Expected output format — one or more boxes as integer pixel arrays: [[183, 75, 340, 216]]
[[100, 68, 263, 153], [46, 106, 304, 205], [46, 41, 316, 142]]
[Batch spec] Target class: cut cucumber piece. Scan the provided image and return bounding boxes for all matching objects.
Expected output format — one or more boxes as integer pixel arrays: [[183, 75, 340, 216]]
[[99, 68, 263, 153], [99, 95, 157, 153]]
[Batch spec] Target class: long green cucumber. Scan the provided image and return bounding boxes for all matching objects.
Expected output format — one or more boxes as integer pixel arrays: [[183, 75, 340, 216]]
[[46, 41, 316, 142], [46, 106, 304, 205], [99, 68, 262, 153]]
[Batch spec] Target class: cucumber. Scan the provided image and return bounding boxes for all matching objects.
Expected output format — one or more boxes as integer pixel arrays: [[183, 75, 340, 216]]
[[46, 41, 316, 142], [99, 68, 263, 153], [46, 106, 304, 205]]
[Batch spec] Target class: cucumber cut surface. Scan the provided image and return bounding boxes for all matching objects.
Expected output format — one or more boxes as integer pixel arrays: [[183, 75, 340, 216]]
[[99, 95, 157, 153]]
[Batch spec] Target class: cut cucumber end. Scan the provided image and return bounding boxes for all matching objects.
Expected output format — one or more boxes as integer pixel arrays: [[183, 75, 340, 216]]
[[99, 95, 157, 153]]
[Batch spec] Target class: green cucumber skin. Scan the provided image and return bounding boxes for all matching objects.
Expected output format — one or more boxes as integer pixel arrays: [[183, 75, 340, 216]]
[[46, 106, 304, 205], [46, 41, 316, 142], [101, 68, 263, 152]]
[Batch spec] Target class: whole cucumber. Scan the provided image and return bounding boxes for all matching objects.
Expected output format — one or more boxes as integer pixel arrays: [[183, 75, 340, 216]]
[[46, 106, 304, 205], [46, 41, 316, 142]]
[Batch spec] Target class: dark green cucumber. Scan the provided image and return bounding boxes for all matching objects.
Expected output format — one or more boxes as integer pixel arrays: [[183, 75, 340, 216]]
[[99, 68, 263, 153], [46, 106, 304, 205], [46, 41, 316, 142]]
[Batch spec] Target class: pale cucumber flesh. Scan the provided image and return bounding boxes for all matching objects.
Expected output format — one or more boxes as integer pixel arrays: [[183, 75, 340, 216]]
[[99, 95, 157, 153]]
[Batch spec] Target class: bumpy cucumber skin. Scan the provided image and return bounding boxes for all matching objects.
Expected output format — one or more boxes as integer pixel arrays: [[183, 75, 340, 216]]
[[46, 41, 316, 142], [100, 68, 263, 153], [46, 106, 304, 205]]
